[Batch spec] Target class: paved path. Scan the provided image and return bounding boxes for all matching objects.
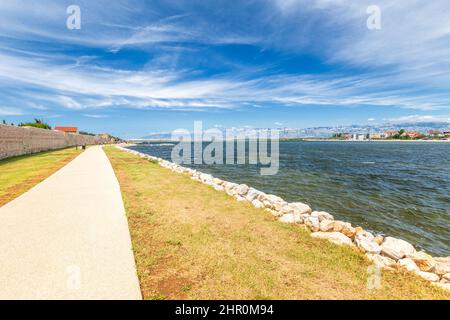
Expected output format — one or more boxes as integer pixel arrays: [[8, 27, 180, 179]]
[[0, 146, 141, 299]]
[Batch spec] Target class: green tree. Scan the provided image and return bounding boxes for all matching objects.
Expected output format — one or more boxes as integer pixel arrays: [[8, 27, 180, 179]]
[[19, 118, 51, 130]]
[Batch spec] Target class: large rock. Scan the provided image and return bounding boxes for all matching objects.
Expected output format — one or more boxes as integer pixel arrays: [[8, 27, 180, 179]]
[[264, 194, 284, 204], [341, 223, 356, 238], [245, 188, 260, 201], [319, 220, 335, 232], [199, 173, 213, 183], [311, 232, 353, 246], [311, 211, 333, 222], [252, 199, 264, 209], [366, 253, 397, 270], [280, 202, 311, 215], [442, 273, 450, 282], [354, 227, 374, 241], [291, 202, 312, 215], [356, 235, 381, 254], [381, 237, 416, 261], [256, 192, 268, 202], [373, 236, 384, 245], [434, 257, 450, 276], [224, 182, 238, 196], [398, 258, 420, 272], [415, 271, 439, 282], [236, 184, 249, 196], [279, 214, 303, 224], [305, 216, 320, 232], [272, 201, 287, 212], [332, 221, 347, 232], [280, 203, 294, 215], [265, 208, 281, 217], [407, 251, 436, 272]]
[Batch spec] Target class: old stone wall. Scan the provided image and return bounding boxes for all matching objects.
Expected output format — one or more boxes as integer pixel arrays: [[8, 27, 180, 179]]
[[0, 124, 109, 159]]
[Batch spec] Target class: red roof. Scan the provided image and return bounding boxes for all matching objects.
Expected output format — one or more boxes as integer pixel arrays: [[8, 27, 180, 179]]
[[406, 131, 422, 137], [55, 126, 78, 133]]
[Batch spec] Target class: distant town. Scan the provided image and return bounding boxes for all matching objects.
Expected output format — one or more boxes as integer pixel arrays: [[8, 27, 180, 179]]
[[138, 122, 450, 141], [329, 129, 450, 141]]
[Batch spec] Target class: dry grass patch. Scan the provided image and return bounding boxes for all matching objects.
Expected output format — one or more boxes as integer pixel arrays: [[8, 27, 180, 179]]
[[0, 148, 82, 207], [105, 146, 450, 300]]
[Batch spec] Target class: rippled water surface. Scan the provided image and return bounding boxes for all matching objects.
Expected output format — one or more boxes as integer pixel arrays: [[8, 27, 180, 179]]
[[130, 141, 450, 256]]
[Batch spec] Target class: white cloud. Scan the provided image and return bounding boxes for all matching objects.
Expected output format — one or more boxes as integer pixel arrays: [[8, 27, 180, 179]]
[[0, 48, 448, 112], [387, 115, 450, 123], [83, 114, 110, 118], [0, 0, 449, 115], [0, 107, 23, 116]]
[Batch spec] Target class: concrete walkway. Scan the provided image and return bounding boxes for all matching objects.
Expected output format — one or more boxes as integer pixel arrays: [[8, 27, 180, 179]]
[[0, 146, 142, 299]]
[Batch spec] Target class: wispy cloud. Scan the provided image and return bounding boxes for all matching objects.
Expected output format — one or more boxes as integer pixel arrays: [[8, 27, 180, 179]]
[[0, 106, 23, 116], [386, 115, 450, 123], [83, 114, 110, 118], [0, 0, 449, 122]]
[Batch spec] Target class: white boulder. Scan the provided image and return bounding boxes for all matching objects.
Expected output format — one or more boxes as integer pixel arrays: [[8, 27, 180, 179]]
[[311, 211, 333, 222], [290, 202, 312, 215], [407, 251, 436, 272], [398, 258, 420, 272], [415, 271, 439, 282], [245, 188, 260, 201], [252, 199, 264, 209], [265, 194, 284, 204], [434, 257, 450, 276], [311, 232, 353, 246], [381, 237, 416, 260], [332, 221, 346, 232], [319, 220, 335, 232], [341, 223, 356, 238], [236, 184, 250, 196], [356, 236, 382, 254], [279, 214, 303, 224], [305, 216, 320, 232]]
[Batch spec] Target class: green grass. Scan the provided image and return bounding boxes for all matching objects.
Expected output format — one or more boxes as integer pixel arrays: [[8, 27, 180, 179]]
[[0, 148, 81, 206], [104, 146, 450, 300]]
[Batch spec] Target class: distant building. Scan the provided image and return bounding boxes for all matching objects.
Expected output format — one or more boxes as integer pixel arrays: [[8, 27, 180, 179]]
[[384, 130, 398, 138], [369, 132, 387, 139], [54, 126, 78, 134], [404, 131, 423, 138], [342, 133, 352, 140], [428, 130, 443, 137], [351, 134, 366, 141]]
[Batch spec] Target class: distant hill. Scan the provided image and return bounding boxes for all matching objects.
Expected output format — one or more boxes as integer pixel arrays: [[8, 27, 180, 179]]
[[138, 121, 450, 140]]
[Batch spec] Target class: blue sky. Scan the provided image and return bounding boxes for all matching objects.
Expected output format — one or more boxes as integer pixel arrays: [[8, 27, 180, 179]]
[[0, 0, 450, 138]]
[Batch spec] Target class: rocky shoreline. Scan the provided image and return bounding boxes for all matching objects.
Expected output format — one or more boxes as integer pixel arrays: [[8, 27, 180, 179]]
[[116, 145, 450, 291]]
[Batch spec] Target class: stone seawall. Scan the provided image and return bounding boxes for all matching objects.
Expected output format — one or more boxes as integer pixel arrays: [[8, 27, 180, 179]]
[[116, 144, 450, 291], [0, 124, 109, 160]]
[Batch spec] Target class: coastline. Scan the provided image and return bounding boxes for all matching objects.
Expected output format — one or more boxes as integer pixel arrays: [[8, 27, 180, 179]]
[[129, 139, 450, 144], [303, 139, 450, 143], [115, 144, 450, 291]]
